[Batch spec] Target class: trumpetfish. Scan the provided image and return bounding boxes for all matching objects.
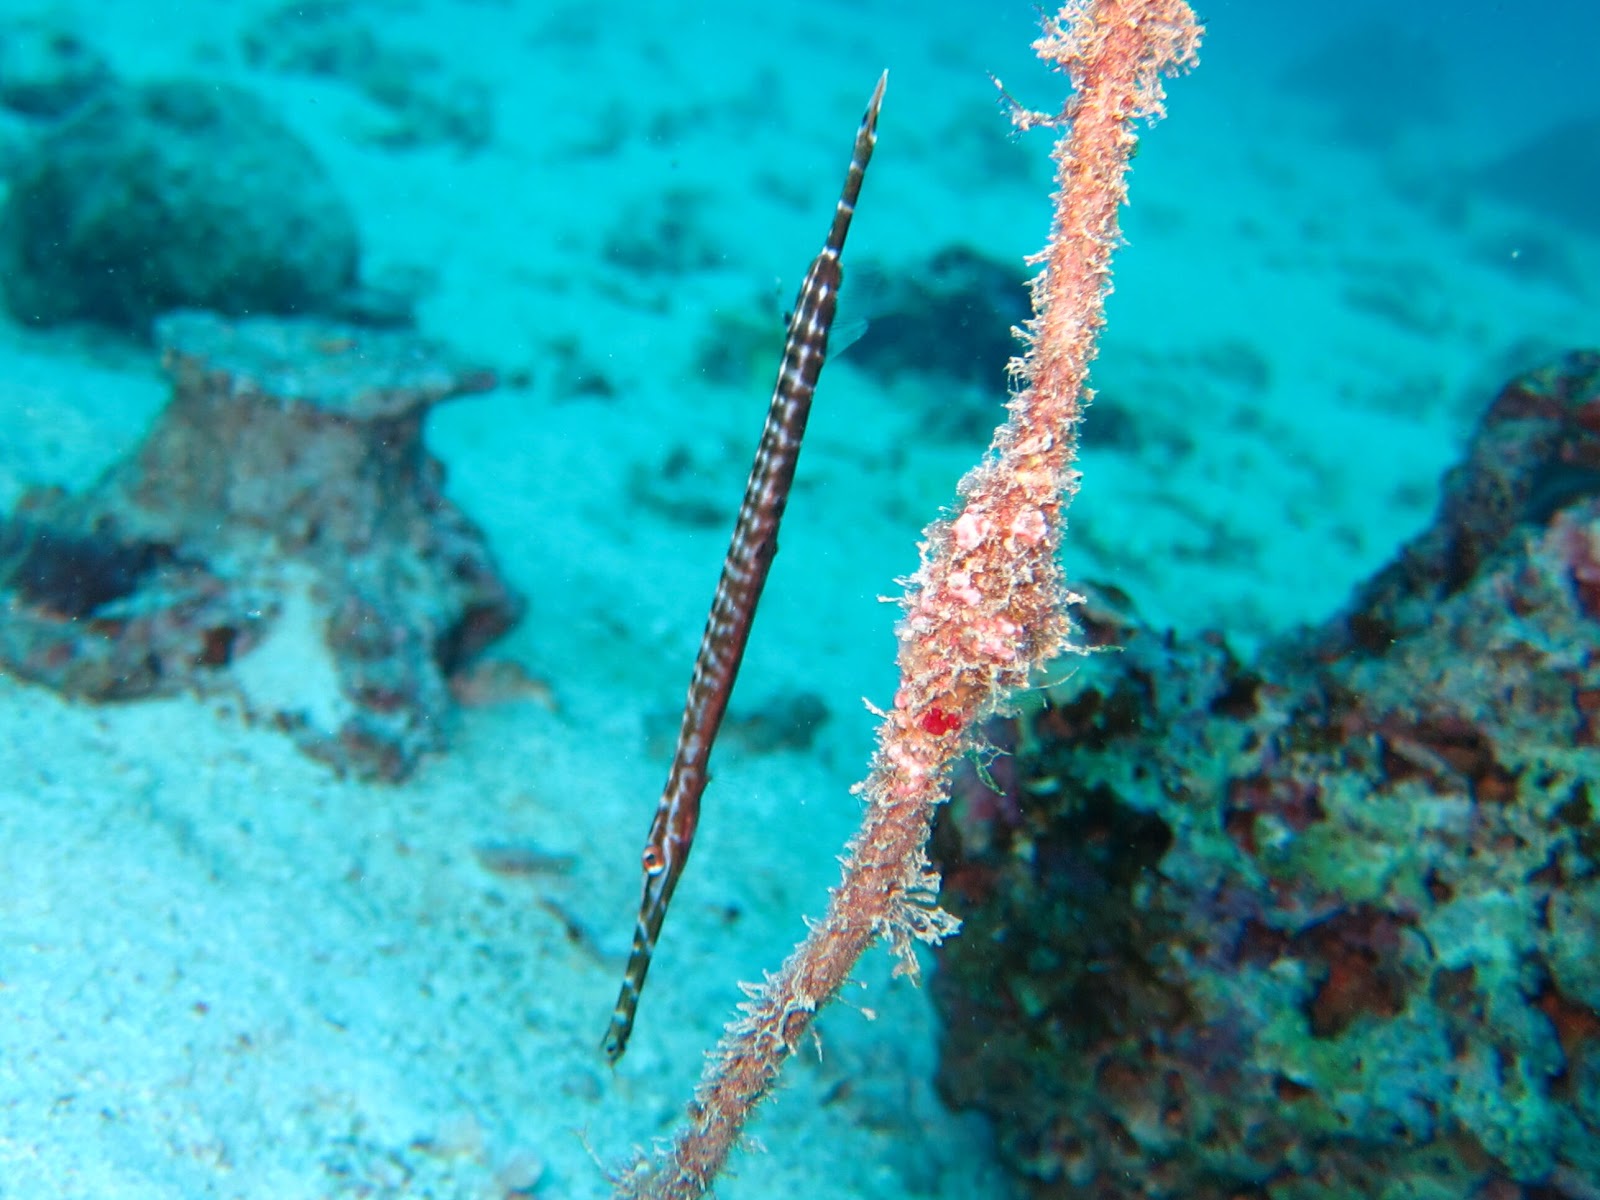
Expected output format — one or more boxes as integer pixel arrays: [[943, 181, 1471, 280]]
[[603, 72, 886, 1063]]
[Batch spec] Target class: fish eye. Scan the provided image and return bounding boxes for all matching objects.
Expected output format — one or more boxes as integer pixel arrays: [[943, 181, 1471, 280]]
[[641, 845, 666, 876]]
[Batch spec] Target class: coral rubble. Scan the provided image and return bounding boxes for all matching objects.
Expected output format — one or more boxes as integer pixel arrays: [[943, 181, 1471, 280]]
[[0, 311, 524, 780], [931, 352, 1600, 1198]]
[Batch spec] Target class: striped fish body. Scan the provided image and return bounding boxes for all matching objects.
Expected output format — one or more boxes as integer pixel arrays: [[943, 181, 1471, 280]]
[[603, 73, 887, 1064]]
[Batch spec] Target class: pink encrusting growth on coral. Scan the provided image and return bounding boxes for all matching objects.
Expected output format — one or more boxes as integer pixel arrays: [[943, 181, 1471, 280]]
[[615, 3, 1202, 1197]]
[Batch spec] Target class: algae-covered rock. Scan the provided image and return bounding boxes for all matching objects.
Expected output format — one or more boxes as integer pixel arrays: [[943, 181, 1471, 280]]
[[0, 312, 523, 781], [932, 352, 1600, 1198]]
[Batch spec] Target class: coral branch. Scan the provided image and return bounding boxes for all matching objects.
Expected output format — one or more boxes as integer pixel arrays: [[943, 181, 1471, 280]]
[[615, 3, 1200, 1195]]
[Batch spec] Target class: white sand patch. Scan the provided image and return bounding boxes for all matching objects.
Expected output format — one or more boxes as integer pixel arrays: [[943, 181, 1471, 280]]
[[230, 566, 353, 737]]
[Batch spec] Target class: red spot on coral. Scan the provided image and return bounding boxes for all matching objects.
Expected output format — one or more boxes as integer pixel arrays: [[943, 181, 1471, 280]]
[[920, 706, 963, 735], [1376, 712, 1516, 802], [1533, 982, 1600, 1058], [1297, 909, 1408, 1038], [1274, 1075, 1313, 1102], [1576, 689, 1600, 744]]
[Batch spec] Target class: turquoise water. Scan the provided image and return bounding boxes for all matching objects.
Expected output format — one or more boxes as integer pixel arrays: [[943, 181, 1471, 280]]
[[0, 1, 1595, 1197]]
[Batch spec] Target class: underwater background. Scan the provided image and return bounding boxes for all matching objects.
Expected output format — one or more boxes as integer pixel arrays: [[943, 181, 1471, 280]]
[[0, 0, 1597, 1197]]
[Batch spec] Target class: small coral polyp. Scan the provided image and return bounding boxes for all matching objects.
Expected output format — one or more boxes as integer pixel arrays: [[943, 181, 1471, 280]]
[[0, 310, 523, 780]]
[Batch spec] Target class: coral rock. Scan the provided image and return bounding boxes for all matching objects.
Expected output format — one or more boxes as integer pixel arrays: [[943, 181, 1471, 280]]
[[0, 311, 524, 780], [931, 352, 1600, 1198]]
